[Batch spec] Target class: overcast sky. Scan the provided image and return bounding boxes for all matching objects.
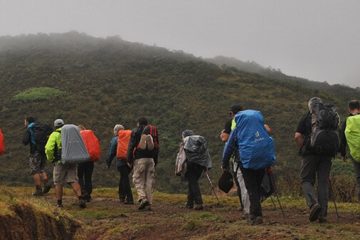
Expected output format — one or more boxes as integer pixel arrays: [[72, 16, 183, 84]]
[[0, 0, 359, 87]]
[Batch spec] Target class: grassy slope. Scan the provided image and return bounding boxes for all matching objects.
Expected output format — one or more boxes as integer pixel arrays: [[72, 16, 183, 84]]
[[1, 186, 360, 240], [0, 32, 359, 194]]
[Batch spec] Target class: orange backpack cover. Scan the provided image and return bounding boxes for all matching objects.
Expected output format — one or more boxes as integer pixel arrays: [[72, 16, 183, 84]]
[[0, 129, 5, 155], [80, 130, 101, 161], [117, 129, 132, 160]]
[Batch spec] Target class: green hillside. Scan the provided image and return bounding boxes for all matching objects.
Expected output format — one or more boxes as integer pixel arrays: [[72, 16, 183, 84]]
[[0, 32, 359, 195]]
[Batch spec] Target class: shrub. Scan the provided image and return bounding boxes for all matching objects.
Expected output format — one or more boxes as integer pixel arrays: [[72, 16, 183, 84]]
[[13, 87, 65, 102]]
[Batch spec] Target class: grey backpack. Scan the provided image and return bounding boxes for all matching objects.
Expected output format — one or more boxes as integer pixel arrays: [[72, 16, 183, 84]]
[[61, 124, 90, 164]]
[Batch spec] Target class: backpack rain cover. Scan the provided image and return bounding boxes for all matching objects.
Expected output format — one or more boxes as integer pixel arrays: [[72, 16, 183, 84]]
[[61, 124, 90, 164], [233, 110, 276, 170]]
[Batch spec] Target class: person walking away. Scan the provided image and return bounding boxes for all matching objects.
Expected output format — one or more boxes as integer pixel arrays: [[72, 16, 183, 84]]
[[23, 116, 53, 196], [182, 130, 212, 210], [78, 125, 101, 202], [223, 109, 276, 225], [106, 124, 134, 204], [127, 117, 155, 210], [295, 97, 339, 223], [45, 119, 86, 208], [340, 100, 360, 201], [219, 104, 249, 214]]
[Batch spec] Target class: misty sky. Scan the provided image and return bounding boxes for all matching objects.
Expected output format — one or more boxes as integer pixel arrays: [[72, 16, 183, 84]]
[[0, 0, 359, 87]]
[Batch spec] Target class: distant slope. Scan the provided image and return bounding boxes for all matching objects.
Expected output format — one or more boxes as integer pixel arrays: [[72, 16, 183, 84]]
[[0, 32, 359, 193], [207, 55, 360, 98]]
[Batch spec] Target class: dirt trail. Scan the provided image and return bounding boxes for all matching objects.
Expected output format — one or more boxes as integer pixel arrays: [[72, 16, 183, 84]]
[[61, 196, 360, 240]]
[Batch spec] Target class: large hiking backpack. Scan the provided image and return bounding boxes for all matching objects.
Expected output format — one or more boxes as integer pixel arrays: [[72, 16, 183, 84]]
[[0, 129, 5, 155], [28, 123, 53, 153], [61, 124, 90, 164], [233, 110, 276, 170], [116, 129, 132, 160], [183, 135, 212, 169], [80, 130, 101, 162], [309, 102, 339, 156], [345, 114, 360, 162]]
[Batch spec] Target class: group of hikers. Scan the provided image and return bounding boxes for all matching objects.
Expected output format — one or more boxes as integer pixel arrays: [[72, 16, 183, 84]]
[[0, 97, 360, 225]]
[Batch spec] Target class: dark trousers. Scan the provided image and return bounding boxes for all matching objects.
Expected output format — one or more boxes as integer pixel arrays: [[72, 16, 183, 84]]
[[118, 165, 133, 202], [300, 155, 332, 218], [77, 161, 94, 199], [242, 167, 265, 218], [185, 163, 204, 205]]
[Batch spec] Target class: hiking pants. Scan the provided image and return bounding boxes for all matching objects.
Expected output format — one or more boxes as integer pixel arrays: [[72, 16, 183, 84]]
[[118, 165, 133, 202], [77, 161, 94, 199], [351, 159, 360, 201], [133, 158, 155, 204], [237, 167, 250, 214], [185, 163, 205, 205], [300, 155, 332, 218], [241, 167, 265, 218]]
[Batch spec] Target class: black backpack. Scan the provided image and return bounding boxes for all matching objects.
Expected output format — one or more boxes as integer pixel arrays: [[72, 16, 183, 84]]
[[30, 123, 53, 153], [260, 168, 275, 201], [309, 102, 339, 156]]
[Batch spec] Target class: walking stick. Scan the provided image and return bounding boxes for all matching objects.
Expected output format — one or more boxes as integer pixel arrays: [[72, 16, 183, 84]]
[[205, 172, 220, 204], [329, 178, 340, 220], [267, 168, 285, 218]]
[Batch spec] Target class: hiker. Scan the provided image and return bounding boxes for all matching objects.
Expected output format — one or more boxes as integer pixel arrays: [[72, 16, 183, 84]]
[[222, 109, 276, 225], [219, 104, 249, 215], [78, 125, 101, 202], [22, 116, 53, 196], [181, 130, 212, 210], [127, 117, 156, 210], [339, 100, 360, 201], [295, 97, 339, 223], [45, 119, 86, 208], [106, 124, 134, 204]]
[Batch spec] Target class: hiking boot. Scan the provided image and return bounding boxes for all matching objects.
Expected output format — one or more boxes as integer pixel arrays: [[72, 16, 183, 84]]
[[56, 200, 63, 208], [42, 184, 52, 194], [247, 215, 263, 225], [79, 198, 86, 208], [309, 203, 321, 222], [194, 204, 204, 210], [318, 217, 327, 223], [32, 188, 43, 197], [241, 213, 249, 220], [185, 202, 194, 209], [84, 196, 92, 202], [138, 199, 150, 210], [124, 200, 134, 205]]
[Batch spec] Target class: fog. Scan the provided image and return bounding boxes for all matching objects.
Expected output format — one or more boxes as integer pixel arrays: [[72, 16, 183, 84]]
[[0, 0, 359, 87]]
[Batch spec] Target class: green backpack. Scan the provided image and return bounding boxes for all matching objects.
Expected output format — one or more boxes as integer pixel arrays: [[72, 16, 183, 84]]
[[345, 114, 360, 162]]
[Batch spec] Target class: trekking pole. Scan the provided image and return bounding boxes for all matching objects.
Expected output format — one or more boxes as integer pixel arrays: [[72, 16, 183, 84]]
[[205, 172, 220, 204], [270, 196, 277, 210], [274, 193, 285, 218], [268, 170, 285, 218], [329, 178, 340, 220]]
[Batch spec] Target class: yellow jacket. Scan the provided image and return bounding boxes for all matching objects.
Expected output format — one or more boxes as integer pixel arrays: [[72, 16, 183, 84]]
[[45, 128, 62, 162]]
